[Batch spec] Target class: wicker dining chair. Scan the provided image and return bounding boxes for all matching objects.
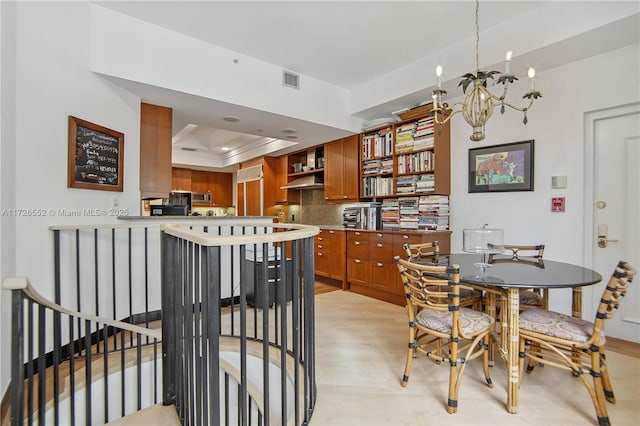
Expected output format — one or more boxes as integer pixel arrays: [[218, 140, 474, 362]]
[[518, 260, 636, 426], [395, 256, 494, 414], [489, 244, 548, 310], [403, 242, 483, 311]]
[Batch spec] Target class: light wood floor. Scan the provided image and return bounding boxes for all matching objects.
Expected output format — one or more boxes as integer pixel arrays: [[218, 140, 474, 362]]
[[310, 290, 640, 426]]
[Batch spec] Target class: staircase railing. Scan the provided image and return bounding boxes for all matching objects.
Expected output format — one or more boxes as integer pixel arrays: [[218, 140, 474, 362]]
[[4, 276, 162, 425], [161, 223, 319, 425]]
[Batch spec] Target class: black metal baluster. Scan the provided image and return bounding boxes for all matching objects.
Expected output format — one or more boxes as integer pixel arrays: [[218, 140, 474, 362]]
[[291, 239, 301, 426], [278, 241, 288, 425], [239, 244, 248, 426], [112, 228, 117, 323], [161, 231, 177, 409], [185, 241, 194, 425], [68, 316, 76, 426], [194, 243, 202, 426], [128, 227, 133, 347], [120, 326, 126, 417], [10, 290, 24, 426], [304, 236, 317, 418], [94, 228, 100, 353], [84, 318, 92, 425], [200, 244, 210, 426], [137, 335, 142, 411], [144, 227, 150, 344], [75, 229, 82, 357], [206, 245, 221, 426], [103, 323, 109, 423], [37, 305, 45, 426], [261, 242, 270, 426]]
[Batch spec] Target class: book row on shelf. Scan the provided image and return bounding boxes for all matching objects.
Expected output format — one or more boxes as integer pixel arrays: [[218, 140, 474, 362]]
[[397, 150, 434, 174], [396, 174, 435, 194], [381, 195, 449, 231], [362, 126, 393, 160], [362, 176, 394, 197]]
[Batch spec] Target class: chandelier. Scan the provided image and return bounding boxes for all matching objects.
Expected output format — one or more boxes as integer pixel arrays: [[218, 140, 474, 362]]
[[431, 0, 542, 142]]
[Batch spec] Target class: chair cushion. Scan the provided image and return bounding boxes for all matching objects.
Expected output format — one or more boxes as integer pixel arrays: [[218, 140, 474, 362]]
[[520, 309, 605, 344], [416, 308, 494, 335], [519, 289, 543, 306]]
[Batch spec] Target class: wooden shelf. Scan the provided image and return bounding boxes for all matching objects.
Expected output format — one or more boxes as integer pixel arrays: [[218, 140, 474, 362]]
[[287, 168, 325, 178]]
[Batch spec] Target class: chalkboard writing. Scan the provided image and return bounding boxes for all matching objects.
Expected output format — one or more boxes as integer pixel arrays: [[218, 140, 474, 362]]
[[68, 116, 124, 192]]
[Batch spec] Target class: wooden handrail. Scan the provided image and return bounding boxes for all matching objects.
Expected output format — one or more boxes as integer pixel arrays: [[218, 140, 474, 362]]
[[2, 276, 161, 340], [161, 223, 320, 246]]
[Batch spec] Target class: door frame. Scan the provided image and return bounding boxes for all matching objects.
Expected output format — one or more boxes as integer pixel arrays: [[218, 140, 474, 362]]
[[582, 102, 640, 319]]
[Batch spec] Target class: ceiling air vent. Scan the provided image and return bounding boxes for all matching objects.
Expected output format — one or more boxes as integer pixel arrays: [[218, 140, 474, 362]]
[[282, 70, 300, 89], [180, 147, 197, 151]]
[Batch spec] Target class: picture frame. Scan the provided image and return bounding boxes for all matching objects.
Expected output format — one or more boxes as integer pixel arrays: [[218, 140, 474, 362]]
[[468, 140, 534, 193], [68, 116, 124, 192]]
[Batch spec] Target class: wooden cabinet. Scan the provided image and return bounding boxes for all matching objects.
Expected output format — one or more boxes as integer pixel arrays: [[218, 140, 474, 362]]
[[139, 103, 172, 199], [237, 156, 281, 216], [210, 172, 232, 207], [324, 135, 359, 202], [346, 229, 451, 306], [314, 229, 346, 288], [171, 167, 192, 191], [190, 170, 209, 193]]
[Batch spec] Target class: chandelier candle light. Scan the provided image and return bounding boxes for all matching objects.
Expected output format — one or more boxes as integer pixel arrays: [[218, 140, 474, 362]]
[[431, 0, 542, 142]]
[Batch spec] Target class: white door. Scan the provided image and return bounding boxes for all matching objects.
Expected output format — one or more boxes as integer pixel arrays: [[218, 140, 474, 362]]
[[585, 103, 640, 342]]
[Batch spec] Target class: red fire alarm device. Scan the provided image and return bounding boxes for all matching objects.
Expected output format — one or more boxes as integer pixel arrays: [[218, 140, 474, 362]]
[[552, 197, 565, 212]]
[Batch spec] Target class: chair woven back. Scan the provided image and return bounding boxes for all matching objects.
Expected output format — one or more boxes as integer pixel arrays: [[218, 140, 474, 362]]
[[403, 241, 440, 260], [595, 261, 635, 325], [395, 256, 461, 333]]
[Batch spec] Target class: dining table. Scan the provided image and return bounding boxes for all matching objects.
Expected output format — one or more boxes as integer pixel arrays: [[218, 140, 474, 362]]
[[414, 253, 603, 414]]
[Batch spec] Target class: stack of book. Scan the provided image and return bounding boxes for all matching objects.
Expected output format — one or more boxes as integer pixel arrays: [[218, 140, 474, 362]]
[[415, 174, 435, 193], [413, 117, 435, 149], [397, 151, 434, 174], [399, 197, 420, 229], [396, 175, 419, 194], [418, 195, 449, 231], [381, 198, 400, 230], [363, 159, 382, 175], [395, 123, 416, 153]]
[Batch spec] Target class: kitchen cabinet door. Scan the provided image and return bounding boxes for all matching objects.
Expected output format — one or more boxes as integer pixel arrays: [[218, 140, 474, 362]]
[[172, 167, 192, 191], [191, 170, 210, 194], [140, 103, 172, 199], [210, 172, 232, 207], [324, 135, 360, 202]]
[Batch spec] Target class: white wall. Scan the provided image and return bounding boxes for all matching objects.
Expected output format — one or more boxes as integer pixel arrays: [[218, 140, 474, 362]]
[[13, 1, 142, 300], [0, 0, 17, 402], [449, 43, 640, 312]]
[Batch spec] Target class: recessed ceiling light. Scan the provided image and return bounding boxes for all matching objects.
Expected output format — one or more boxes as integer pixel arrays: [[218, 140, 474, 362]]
[[286, 135, 298, 140], [282, 128, 297, 134], [221, 146, 230, 151], [223, 115, 240, 122]]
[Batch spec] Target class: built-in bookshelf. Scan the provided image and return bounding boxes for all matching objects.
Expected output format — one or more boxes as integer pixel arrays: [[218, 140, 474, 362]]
[[359, 105, 450, 199], [361, 126, 394, 197]]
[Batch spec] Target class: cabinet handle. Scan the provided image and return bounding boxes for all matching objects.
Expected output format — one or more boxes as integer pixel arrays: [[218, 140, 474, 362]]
[[376, 262, 383, 267], [376, 243, 383, 248], [318, 237, 323, 241], [317, 245, 323, 249], [318, 253, 323, 257], [343, 196, 347, 199], [355, 231, 361, 236], [329, 230, 335, 234], [354, 241, 360, 246], [402, 235, 410, 239], [354, 259, 361, 264], [377, 233, 383, 237]]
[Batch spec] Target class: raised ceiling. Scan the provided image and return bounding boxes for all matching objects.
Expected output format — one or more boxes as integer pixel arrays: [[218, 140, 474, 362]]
[[95, 1, 640, 170]]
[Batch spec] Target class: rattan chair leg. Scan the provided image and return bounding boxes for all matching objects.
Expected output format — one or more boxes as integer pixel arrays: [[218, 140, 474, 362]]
[[402, 327, 416, 387], [600, 353, 616, 404]]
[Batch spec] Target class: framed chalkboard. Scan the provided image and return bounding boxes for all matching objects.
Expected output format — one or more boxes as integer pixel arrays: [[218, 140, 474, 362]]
[[68, 116, 124, 192]]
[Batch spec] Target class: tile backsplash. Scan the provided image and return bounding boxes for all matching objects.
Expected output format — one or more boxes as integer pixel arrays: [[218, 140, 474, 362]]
[[297, 188, 344, 225]]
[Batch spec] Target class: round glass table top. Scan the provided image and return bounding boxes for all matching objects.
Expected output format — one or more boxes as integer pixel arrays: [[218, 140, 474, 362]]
[[416, 253, 603, 289]]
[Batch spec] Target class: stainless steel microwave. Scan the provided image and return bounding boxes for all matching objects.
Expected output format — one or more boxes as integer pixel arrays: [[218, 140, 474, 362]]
[[192, 191, 211, 204]]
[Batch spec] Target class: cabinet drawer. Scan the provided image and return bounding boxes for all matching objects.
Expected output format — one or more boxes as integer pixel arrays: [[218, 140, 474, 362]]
[[369, 241, 393, 260], [347, 239, 369, 258], [315, 251, 329, 274], [347, 258, 369, 284], [369, 261, 397, 292]]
